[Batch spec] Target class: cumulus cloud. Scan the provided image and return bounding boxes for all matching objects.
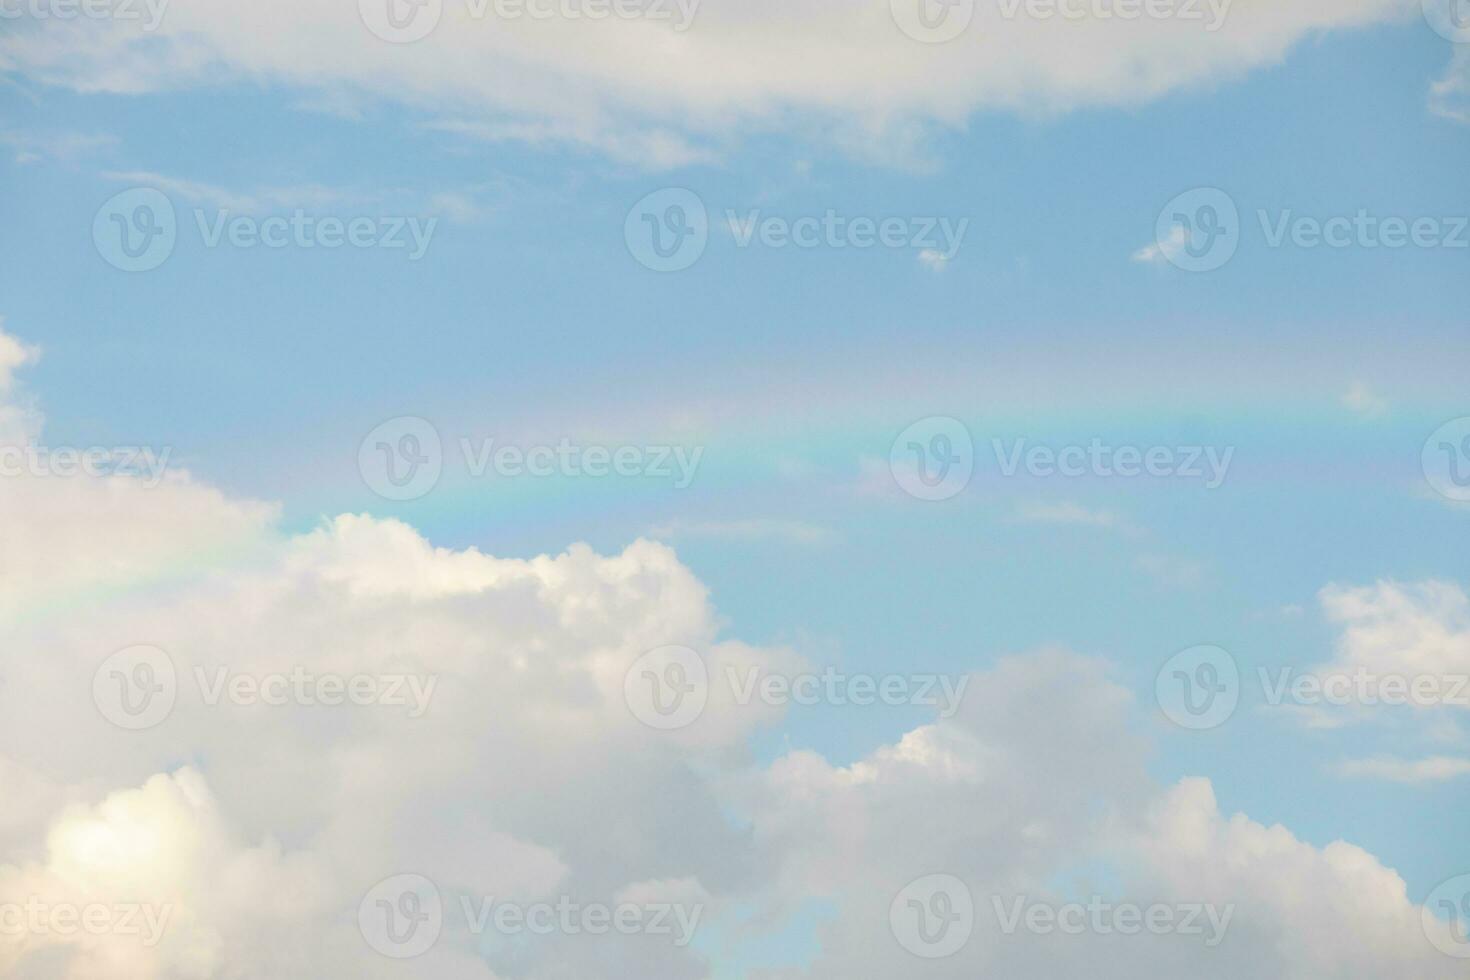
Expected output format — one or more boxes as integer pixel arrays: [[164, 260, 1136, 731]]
[[0, 323, 1458, 978], [0, 0, 1419, 165]]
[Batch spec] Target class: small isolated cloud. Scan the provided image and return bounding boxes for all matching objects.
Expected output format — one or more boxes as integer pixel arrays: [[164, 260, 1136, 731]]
[[0, 130, 115, 166], [917, 248, 950, 272], [1430, 48, 1470, 125], [647, 518, 836, 546], [101, 170, 354, 212], [1341, 381, 1388, 419], [1332, 755, 1470, 783], [1015, 501, 1118, 527], [1132, 224, 1187, 264], [1136, 553, 1207, 589]]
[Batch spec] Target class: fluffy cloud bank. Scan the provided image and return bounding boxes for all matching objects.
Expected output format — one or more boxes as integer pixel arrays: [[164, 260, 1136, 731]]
[[0, 0, 1421, 164], [0, 324, 1461, 977]]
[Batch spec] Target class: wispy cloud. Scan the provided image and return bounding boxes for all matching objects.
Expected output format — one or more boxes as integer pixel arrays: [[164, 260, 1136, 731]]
[[1332, 755, 1470, 783], [647, 518, 837, 546], [1132, 223, 1187, 264], [1014, 501, 1118, 527], [1341, 381, 1388, 419]]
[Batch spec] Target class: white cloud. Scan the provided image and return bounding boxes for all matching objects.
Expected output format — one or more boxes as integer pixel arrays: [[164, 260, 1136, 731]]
[[1318, 579, 1470, 686], [1333, 755, 1470, 783], [1131, 222, 1187, 263], [1430, 48, 1470, 125], [1015, 500, 1118, 526], [1342, 381, 1389, 418], [916, 248, 949, 271], [0, 0, 1418, 166], [0, 323, 1459, 978]]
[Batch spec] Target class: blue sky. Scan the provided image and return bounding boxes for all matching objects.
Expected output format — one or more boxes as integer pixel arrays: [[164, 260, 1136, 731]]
[[2, 1, 1469, 977]]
